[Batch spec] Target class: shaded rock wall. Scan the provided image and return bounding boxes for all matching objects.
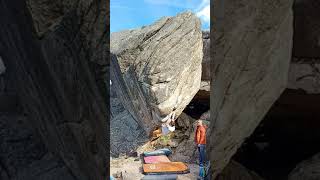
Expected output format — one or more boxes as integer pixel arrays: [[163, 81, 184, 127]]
[[293, 0, 320, 58], [217, 161, 264, 180], [288, 58, 320, 94], [0, 0, 107, 179], [110, 55, 148, 156], [202, 31, 211, 81], [233, 88, 320, 179], [288, 153, 320, 180], [210, 0, 294, 178]]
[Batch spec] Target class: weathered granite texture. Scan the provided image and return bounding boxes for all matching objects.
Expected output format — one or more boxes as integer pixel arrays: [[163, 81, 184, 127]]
[[217, 161, 264, 180], [0, 57, 5, 75], [288, 59, 320, 94], [111, 12, 203, 133], [0, 0, 108, 179], [202, 31, 211, 81], [0, 114, 77, 180], [293, 0, 320, 58], [110, 55, 148, 156], [288, 153, 320, 180], [210, 0, 294, 178]]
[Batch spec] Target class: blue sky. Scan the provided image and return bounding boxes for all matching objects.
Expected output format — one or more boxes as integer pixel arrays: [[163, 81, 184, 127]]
[[111, 0, 210, 33]]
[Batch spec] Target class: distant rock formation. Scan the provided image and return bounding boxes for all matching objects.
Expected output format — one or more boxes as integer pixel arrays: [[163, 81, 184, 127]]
[[209, 0, 294, 178], [288, 153, 320, 180], [110, 12, 203, 134]]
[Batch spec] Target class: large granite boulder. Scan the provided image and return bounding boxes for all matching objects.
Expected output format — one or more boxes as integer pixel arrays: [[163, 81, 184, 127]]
[[217, 161, 264, 180], [111, 12, 203, 132], [288, 153, 320, 180], [210, 0, 294, 178]]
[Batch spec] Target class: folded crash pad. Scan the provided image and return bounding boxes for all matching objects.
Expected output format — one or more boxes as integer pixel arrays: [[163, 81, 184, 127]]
[[143, 148, 172, 157], [143, 162, 189, 175], [144, 155, 171, 164], [141, 174, 177, 180]]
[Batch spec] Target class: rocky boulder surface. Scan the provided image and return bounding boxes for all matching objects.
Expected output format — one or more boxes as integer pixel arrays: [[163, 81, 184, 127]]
[[288, 153, 320, 180], [202, 31, 211, 81], [110, 55, 148, 156], [293, 0, 320, 58], [217, 161, 264, 180], [1, 0, 107, 179], [288, 58, 320, 94], [0, 57, 5, 75], [210, 0, 294, 178], [111, 12, 203, 133]]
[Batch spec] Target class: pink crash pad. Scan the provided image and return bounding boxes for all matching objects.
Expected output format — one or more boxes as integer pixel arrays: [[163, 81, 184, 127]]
[[144, 155, 171, 164]]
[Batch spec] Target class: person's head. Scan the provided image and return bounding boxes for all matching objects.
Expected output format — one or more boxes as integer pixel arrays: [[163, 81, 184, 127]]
[[197, 119, 203, 126]]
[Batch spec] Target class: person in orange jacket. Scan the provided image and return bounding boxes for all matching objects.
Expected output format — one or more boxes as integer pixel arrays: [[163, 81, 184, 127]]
[[195, 119, 207, 167]]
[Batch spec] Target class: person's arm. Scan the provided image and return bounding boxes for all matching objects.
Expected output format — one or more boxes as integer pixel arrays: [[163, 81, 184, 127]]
[[161, 113, 171, 123]]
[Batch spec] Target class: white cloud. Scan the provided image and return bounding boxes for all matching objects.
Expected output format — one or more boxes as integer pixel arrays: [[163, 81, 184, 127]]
[[144, 0, 210, 28], [196, 0, 210, 11], [196, 5, 210, 23]]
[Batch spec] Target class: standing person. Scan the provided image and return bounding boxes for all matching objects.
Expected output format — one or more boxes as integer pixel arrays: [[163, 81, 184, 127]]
[[195, 119, 207, 167]]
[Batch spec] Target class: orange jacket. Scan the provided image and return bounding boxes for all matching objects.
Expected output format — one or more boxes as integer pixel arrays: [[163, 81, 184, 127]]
[[195, 125, 207, 145]]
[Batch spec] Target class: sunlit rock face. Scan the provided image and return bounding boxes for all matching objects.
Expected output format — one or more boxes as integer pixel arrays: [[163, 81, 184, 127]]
[[110, 12, 203, 133], [210, 0, 294, 178]]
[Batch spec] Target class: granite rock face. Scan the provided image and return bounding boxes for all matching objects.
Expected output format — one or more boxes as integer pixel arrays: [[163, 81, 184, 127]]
[[217, 161, 264, 180], [0, 0, 107, 179], [110, 55, 147, 156], [202, 31, 211, 81], [288, 59, 320, 94], [210, 0, 294, 178], [27, 0, 109, 95], [0, 57, 5, 75], [293, 0, 320, 58], [111, 12, 203, 132], [170, 113, 198, 163], [288, 153, 320, 180]]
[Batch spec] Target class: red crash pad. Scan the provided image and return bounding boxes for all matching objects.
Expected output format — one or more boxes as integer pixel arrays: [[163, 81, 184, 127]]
[[144, 155, 171, 164]]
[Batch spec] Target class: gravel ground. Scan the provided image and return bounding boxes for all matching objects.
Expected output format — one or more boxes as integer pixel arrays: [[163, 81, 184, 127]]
[[110, 157, 199, 180]]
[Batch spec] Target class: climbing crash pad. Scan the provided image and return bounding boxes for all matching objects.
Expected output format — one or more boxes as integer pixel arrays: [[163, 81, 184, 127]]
[[143, 162, 189, 175], [143, 148, 172, 157], [144, 155, 171, 164], [141, 174, 177, 180]]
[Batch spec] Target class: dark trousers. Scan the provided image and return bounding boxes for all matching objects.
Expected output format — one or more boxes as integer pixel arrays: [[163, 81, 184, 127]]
[[198, 144, 206, 166]]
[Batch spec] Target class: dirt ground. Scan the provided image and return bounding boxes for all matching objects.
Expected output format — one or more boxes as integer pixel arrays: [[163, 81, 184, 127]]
[[110, 156, 199, 180]]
